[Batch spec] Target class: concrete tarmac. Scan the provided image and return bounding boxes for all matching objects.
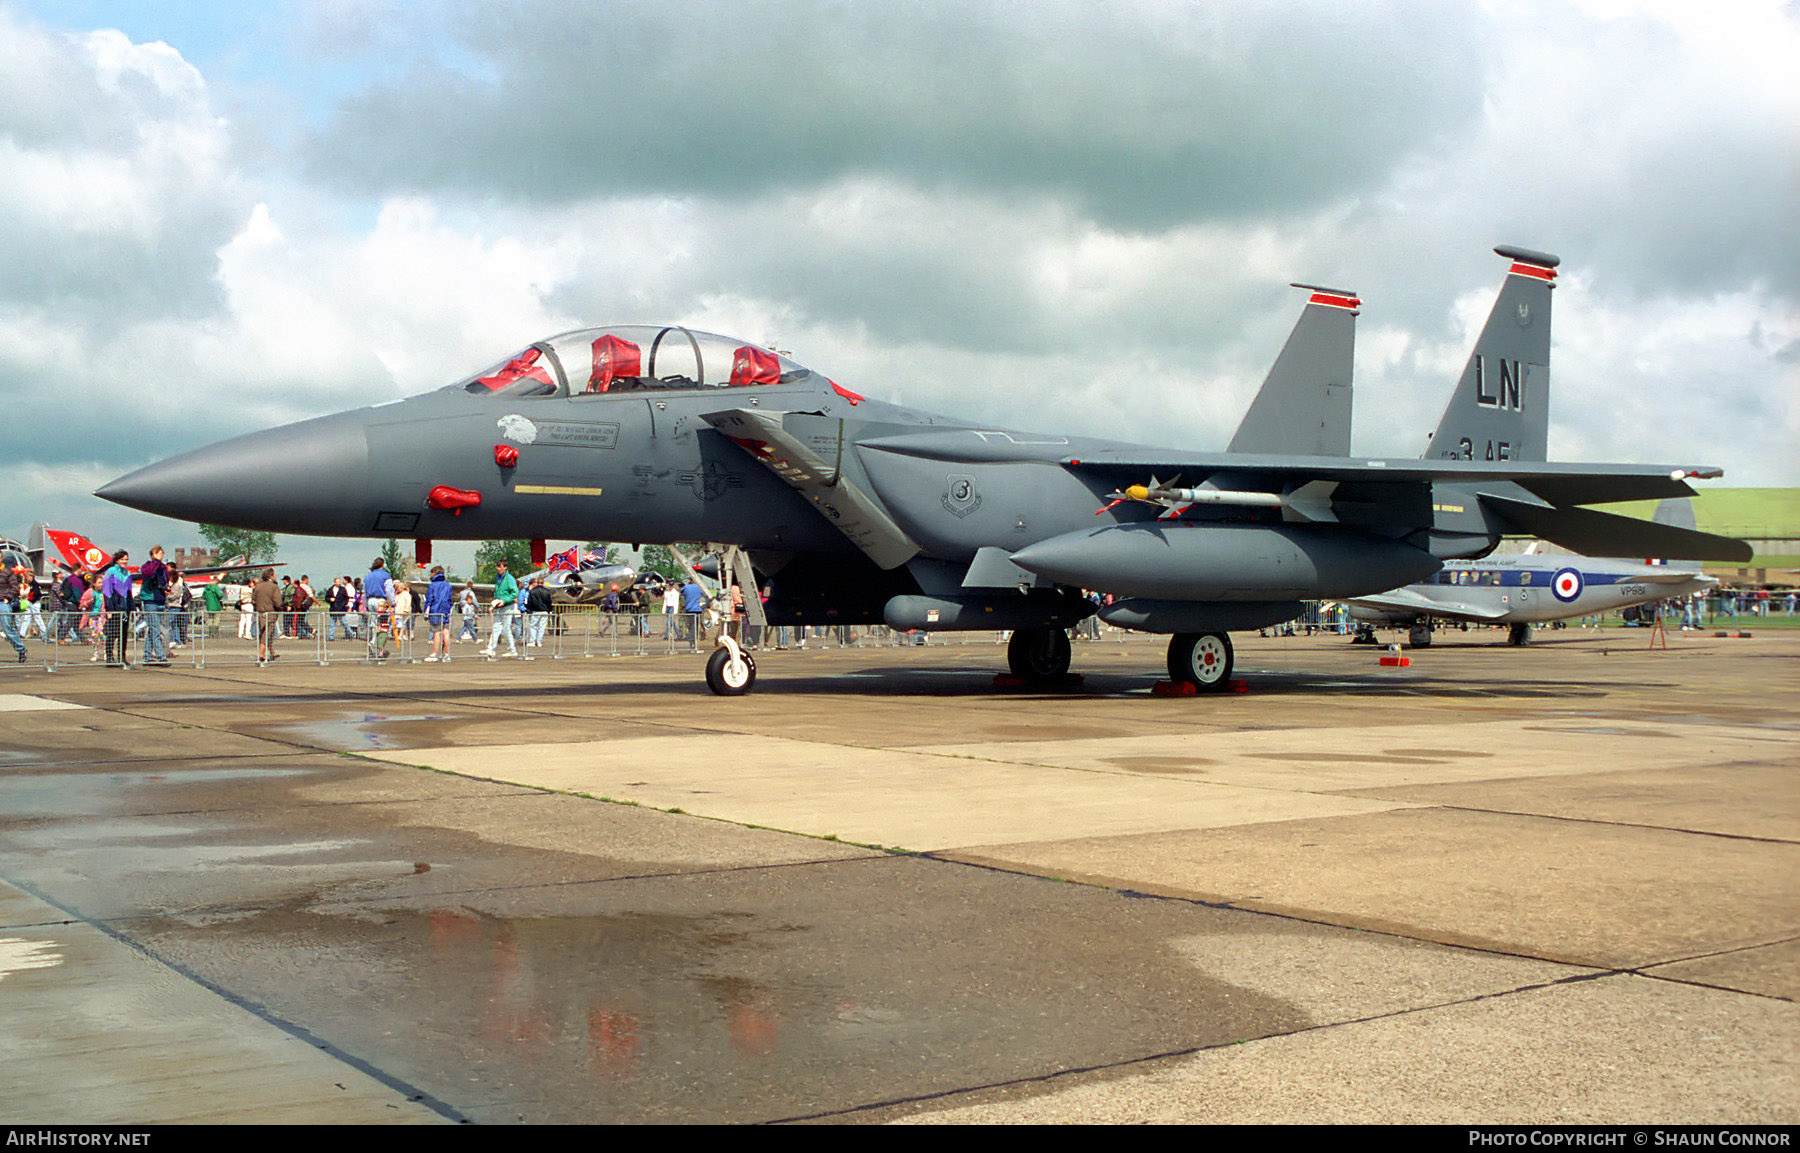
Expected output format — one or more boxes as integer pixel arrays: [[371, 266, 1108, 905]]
[[0, 628, 1793, 1124]]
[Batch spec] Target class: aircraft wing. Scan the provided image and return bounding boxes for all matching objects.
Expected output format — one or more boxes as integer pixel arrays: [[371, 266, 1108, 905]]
[[179, 559, 282, 580], [1056, 456, 1749, 561], [854, 429, 1750, 562], [1348, 588, 1509, 623], [860, 431, 1718, 503], [1054, 453, 1715, 503]]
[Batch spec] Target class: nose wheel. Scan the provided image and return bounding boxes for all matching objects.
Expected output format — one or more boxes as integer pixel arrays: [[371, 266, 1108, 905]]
[[705, 638, 757, 695], [1167, 632, 1232, 691]]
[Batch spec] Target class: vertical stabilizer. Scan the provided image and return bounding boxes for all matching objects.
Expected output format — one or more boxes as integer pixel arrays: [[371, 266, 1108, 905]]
[[1424, 246, 1557, 463], [1649, 498, 1704, 571], [1227, 284, 1358, 456], [27, 521, 49, 579]]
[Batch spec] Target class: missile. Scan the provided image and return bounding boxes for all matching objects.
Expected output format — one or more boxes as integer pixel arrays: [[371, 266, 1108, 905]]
[[1108, 479, 1338, 523]]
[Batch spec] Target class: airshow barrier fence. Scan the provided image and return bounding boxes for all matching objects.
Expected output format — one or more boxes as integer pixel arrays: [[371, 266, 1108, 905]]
[[0, 607, 1096, 671], [4, 594, 1785, 673]]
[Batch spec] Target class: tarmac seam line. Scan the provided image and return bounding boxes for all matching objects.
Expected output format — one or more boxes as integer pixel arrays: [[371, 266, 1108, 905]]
[[1426, 801, 1800, 845], [1633, 934, 1800, 1003]]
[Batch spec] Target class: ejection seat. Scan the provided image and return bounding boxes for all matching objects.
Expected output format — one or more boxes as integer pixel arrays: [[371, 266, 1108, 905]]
[[729, 345, 781, 387], [585, 333, 643, 393]]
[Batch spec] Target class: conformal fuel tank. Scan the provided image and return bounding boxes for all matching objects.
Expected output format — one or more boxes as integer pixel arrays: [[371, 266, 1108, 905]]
[[1010, 522, 1442, 601]]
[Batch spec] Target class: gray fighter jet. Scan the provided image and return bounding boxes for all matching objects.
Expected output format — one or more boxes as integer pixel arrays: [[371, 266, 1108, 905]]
[[99, 246, 1751, 694]]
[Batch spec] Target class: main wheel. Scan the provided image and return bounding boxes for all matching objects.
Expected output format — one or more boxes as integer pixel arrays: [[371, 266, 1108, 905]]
[[1167, 632, 1233, 690], [1508, 623, 1532, 646], [705, 645, 757, 695], [1007, 627, 1072, 681], [1408, 623, 1433, 649]]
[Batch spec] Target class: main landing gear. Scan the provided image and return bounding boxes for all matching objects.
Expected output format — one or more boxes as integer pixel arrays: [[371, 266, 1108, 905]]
[[700, 626, 1240, 695], [1167, 632, 1233, 691], [1007, 627, 1072, 682], [1508, 623, 1533, 646], [704, 636, 757, 696]]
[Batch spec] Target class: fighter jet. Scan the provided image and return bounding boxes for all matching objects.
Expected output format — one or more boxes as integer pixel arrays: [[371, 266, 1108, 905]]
[[99, 246, 1751, 694]]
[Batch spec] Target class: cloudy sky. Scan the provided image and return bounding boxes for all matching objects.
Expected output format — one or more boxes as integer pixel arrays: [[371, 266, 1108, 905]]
[[4, 0, 1795, 578]]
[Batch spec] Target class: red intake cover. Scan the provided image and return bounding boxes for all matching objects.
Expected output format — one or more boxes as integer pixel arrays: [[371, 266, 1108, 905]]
[[427, 486, 482, 516], [494, 444, 519, 467]]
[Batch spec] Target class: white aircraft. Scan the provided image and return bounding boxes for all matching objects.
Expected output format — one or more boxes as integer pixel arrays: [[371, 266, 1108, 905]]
[[1347, 502, 1715, 646]]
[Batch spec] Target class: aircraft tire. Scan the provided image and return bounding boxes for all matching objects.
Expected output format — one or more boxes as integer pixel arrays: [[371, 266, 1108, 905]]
[[1007, 628, 1071, 681], [705, 646, 757, 695], [1408, 623, 1433, 649], [1508, 623, 1532, 646], [1167, 632, 1232, 691]]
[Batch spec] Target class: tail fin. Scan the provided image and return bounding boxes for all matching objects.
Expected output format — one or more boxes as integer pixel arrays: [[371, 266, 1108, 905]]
[[45, 529, 111, 572], [1424, 245, 1557, 463], [1227, 284, 1357, 456], [27, 522, 49, 579], [1649, 498, 1705, 572]]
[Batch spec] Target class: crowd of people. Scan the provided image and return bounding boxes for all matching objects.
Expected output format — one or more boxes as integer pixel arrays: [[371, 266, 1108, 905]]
[[0, 545, 211, 667], [0, 547, 737, 668], [5, 546, 1798, 669]]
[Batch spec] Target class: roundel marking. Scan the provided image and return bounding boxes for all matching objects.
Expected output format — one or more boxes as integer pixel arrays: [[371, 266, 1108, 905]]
[[85, 547, 105, 567], [1551, 568, 1584, 603]]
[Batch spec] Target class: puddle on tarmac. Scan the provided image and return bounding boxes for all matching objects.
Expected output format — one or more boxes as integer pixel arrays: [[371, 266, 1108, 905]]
[[139, 898, 1309, 1123], [4, 812, 363, 868], [0, 767, 313, 819], [267, 714, 458, 751]]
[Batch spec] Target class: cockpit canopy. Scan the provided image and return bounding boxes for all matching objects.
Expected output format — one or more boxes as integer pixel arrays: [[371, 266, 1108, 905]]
[[449, 326, 814, 399]]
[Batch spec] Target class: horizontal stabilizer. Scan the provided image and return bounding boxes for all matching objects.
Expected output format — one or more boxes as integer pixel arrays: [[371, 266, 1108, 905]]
[[1481, 494, 1752, 562]]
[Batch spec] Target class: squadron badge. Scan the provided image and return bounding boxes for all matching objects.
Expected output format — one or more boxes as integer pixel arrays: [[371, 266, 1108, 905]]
[[942, 475, 981, 518]]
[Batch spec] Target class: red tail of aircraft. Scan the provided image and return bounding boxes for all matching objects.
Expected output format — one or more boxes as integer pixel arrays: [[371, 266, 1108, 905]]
[[44, 529, 272, 582]]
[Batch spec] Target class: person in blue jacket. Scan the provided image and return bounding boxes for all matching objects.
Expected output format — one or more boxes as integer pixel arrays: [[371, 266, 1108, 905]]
[[422, 566, 453, 663]]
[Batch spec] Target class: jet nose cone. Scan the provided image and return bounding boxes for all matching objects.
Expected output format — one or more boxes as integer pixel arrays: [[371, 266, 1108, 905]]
[[98, 411, 373, 534]]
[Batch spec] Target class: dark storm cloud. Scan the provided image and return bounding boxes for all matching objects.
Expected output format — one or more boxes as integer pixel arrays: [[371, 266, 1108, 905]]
[[304, 0, 1489, 230]]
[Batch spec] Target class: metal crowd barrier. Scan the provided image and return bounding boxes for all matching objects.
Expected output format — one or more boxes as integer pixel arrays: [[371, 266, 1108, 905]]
[[0, 605, 1140, 672]]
